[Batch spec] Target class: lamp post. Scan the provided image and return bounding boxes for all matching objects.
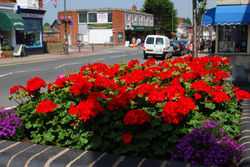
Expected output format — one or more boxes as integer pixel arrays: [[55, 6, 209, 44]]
[[64, 0, 68, 55]]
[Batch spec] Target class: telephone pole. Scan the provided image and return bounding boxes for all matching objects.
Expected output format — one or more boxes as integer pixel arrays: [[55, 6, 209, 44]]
[[64, 0, 68, 55], [192, 0, 198, 58]]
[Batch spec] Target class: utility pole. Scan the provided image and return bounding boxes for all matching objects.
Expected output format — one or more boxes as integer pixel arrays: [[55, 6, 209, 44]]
[[64, 0, 68, 55], [172, 10, 173, 33], [192, 0, 198, 58]]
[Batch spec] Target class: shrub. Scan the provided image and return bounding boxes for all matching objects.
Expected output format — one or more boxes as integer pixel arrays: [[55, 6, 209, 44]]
[[9, 56, 250, 159]]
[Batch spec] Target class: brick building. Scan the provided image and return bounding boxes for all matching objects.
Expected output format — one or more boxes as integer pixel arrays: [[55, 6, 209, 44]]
[[58, 6, 159, 46], [0, 0, 45, 55]]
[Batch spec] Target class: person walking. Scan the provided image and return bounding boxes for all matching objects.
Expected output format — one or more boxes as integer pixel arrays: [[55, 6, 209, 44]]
[[137, 38, 141, 49]]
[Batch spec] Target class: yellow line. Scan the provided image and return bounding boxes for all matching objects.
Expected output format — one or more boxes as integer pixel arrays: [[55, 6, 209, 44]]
[[24, 146, 52, 167], [65, 151, 87, 167], [89, 152, 107, 167], [239, 136, 250, 142], [112, 156, 125, 167], [137, 158, 146, 167], [44, 148, 70, 167], [0, 142, 20, 153], [6, 144, 36, 167], [241, 117, 250, 119], [239, 121, 250, 125], [239, 156, 250, 165], [160, 160, 168, 167], [0, 140, 6, 144]]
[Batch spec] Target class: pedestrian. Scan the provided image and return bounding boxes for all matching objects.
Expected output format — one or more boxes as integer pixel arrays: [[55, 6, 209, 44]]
[[137, 38, 141, 49], [132, 37, 136, 48], [206, 39, 211, 53]]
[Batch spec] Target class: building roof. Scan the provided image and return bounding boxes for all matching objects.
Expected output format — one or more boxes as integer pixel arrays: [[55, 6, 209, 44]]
[[59, 8, 153, 16]]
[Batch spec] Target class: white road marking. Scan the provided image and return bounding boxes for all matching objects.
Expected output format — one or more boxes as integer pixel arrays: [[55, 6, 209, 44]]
[[55, 62, 83, 69], [109, 55, 127, 59], [92, 59, 105, 62], [0, 72, 14, 78], [15, 69, 44, 73]]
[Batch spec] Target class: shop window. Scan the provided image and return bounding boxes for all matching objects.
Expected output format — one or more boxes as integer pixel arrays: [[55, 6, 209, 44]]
[[118, 32, 123, 42], [108, 12, 112, 22], [88, 13, 97, 23], [79, 12, 87, 23], [218, 25, 248, 53]]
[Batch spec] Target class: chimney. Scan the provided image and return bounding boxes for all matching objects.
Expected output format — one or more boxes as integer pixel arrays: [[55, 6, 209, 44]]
[[132, 5, 137, 12]]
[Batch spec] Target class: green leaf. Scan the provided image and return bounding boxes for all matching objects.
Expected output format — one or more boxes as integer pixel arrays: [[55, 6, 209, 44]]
[[44, 133, 55, 142], [25, 121, 32, 129], [205, 102, 216, 110], [161, 123, 172, 132]]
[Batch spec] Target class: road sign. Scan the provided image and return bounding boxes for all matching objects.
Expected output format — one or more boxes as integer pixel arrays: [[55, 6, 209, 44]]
[[113, 29, 116, 33]]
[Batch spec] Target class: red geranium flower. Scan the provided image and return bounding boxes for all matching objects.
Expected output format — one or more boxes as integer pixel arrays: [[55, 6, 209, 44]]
[[123, 109, 150, 125], [36, 100, 57, 114], [122, 133, 133, 143], [26, 77, 46, 95], [68, 95, 104, 122], [69, 74, 92, 95], [194, 93, 202, 100], [10, 85, 25, 95], [235, 90, 250, 100]]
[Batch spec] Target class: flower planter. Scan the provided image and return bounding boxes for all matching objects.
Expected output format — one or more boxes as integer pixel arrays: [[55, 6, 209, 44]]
[[1, 54, 6, 58]]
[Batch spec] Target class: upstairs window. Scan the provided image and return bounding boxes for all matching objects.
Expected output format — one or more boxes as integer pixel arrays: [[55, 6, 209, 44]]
[[108, 12, 112, 22], [88, 13, 97, 23], [79, 12, 87, 23]]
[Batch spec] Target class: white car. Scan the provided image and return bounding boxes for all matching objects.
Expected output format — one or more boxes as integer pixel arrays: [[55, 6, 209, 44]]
[[143, 35, 172, 60]]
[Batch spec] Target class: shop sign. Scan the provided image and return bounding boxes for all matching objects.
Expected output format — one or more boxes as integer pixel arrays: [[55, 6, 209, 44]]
[[97, 13, 108, 23], [154, 27, 161, 31], [88, 23, 113, 29], [20, 13, 43, 18], [125, 25, 146, 31]]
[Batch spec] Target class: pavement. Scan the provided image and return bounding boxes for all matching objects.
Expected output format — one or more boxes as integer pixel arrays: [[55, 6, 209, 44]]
[[0, 47, 250, 166]]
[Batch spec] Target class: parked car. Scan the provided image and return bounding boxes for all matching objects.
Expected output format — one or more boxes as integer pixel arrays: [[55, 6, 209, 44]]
[[143, 35, 172, 60], [179, 39, 190, 53], [170, 40, 186, 56]]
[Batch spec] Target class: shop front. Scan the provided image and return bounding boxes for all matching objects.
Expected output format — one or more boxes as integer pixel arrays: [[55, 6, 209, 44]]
[[125, 25, 161, 44], [0, 11, 25, 49], [204, 5, 250, 54], [17, 8, 45, 55]]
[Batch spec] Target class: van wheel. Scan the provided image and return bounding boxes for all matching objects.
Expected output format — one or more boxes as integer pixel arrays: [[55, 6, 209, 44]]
[[144, 53, 148, 59]]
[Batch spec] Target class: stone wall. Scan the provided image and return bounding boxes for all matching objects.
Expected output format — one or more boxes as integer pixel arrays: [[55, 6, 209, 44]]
[[45, 42, 64, 53]]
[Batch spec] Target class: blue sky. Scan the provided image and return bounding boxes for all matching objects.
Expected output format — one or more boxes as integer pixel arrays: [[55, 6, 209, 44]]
[[43, 0, 216, 24]]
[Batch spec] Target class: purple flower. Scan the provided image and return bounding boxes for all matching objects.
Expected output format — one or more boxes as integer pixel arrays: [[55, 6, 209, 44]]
[[0, 107, 22, 138], [171, 120, 244, 166]]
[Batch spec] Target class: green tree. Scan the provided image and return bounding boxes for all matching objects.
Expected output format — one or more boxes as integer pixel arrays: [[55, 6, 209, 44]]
[[142, 0, 178, 36], [183, 17, 192, 25], [43, 22, 50, 31]]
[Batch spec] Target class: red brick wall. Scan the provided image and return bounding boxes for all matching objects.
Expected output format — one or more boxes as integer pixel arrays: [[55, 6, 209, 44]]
[[39, 0, 43, 9], [58, 11, 79, 46], [112, 10, 125, 45], [0, 0, 15, 2]]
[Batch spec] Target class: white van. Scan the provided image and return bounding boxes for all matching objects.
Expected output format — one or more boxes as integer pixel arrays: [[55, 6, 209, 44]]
[[143, 35, 172, 60]]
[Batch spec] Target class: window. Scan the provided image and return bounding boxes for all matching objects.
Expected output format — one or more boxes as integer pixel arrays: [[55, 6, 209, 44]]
[[218, 25, 248, 53], [132, 14, 137, 21], [139, 15, 143, 23], [16, 19, 42, 48], [145, 16, 148, 24], [88, 13, 97, 22], [126, 13, 131, 21], [79, 12, 87, 23], [118, 32, 123, 42], [146, 37, 154, 44], [108, 12, 112, 22], [150, 17, 153, 25], [156, 38, 163, 45]]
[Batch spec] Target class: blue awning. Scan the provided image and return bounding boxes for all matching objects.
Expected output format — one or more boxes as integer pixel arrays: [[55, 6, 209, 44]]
[[203, 5, 250, 25]]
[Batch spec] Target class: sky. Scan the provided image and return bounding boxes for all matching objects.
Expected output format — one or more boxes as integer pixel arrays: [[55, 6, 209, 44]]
[[43, 0, 216, 24]]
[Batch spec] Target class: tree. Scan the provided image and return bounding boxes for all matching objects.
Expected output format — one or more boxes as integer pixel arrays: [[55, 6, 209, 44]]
[[143, 0, 178, 36], [43, 22, 50, 31], [192, 0, 207, 58], [183, 17, 192, 25]]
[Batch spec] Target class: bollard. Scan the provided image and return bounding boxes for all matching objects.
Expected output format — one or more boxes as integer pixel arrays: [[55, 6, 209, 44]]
[[92, 43, 94, 52]]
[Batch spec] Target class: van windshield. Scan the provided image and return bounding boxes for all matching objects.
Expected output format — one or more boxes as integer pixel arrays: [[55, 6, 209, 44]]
[[156, 38, 164, 45], [146, 37, 154, 44]]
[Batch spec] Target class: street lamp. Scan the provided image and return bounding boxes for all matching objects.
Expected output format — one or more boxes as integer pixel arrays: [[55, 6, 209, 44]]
[[64, 0, 68, 55]]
